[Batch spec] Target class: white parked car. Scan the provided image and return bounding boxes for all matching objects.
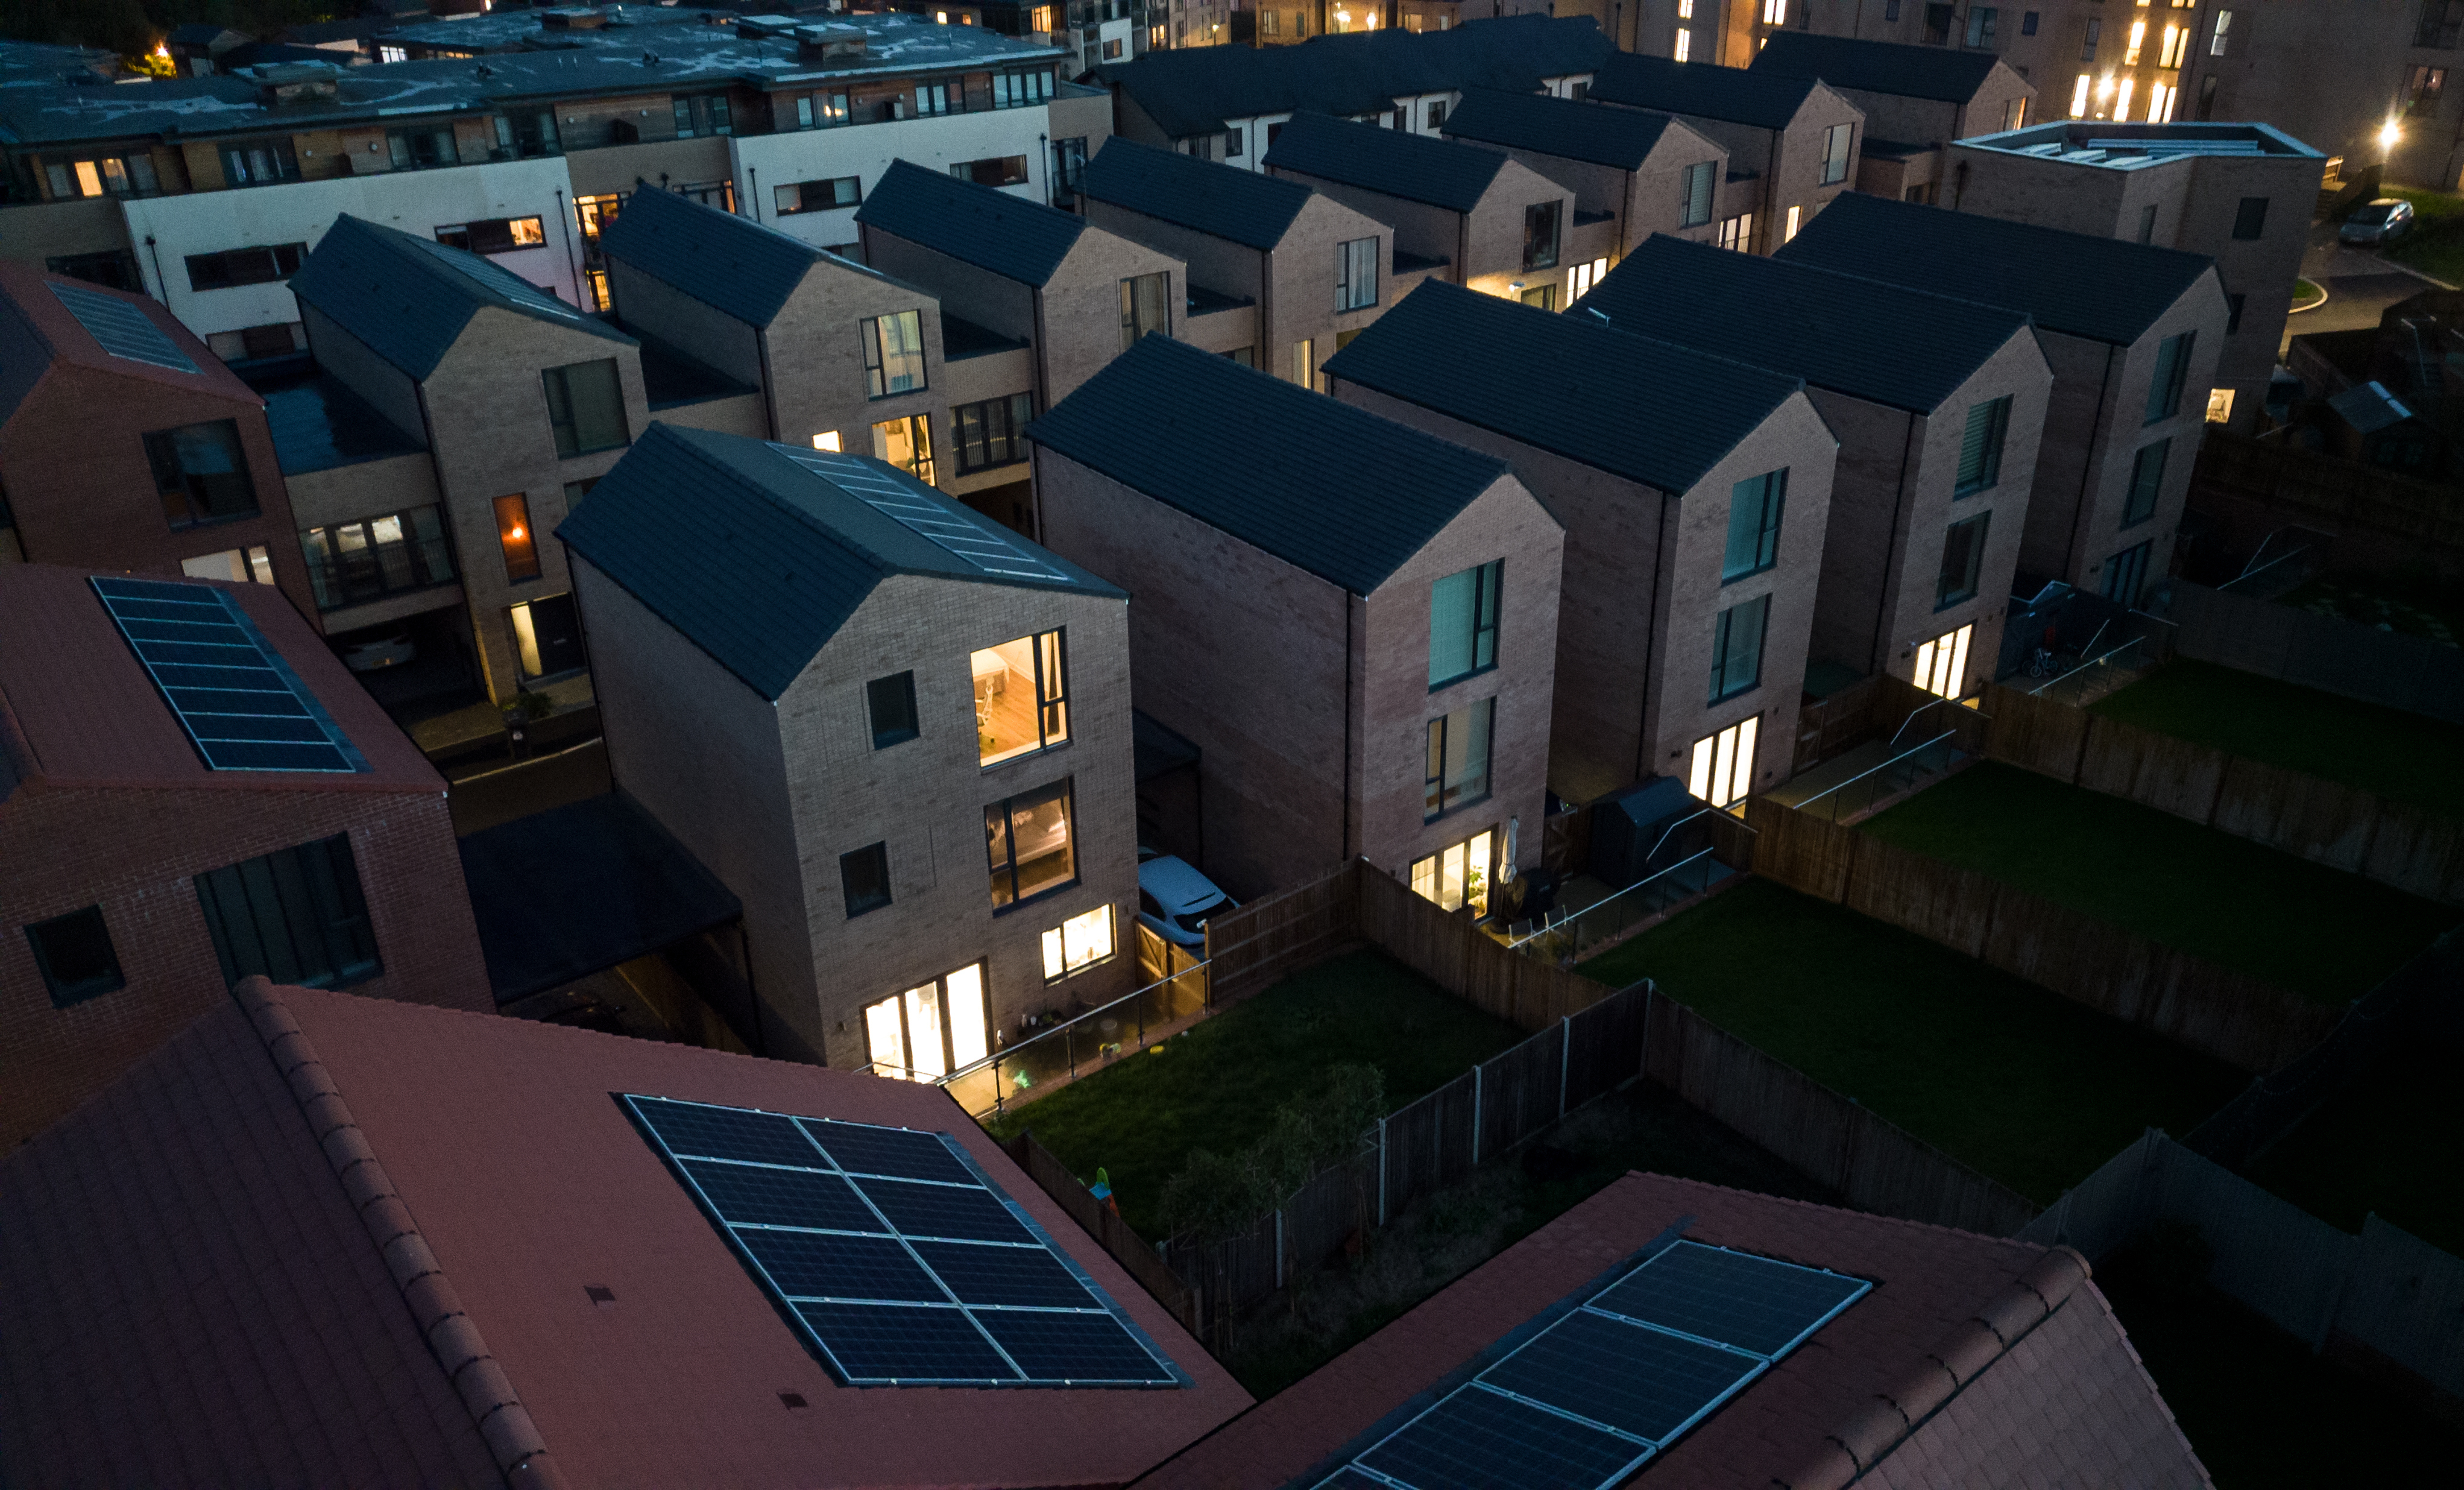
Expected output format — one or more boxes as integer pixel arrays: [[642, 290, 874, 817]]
[[1136, 854, 1237, 949], [339, 631, 416, 672]]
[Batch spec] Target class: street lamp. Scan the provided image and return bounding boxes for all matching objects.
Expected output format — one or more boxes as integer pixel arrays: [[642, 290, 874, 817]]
[[2379, 119, 2403, 153]]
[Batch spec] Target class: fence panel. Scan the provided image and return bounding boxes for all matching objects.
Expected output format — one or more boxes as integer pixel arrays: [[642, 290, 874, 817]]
[[1836, 1108, 2041, 1238], [1841, 833, 1999, 961], [2171, 581, 2464, 724], [2018, 1130, 2159, 1259], [1982, 683, 2091, 781], [1008, 1133, 1197, 1330], [2074, 716, 2230, 825], [1202, 860, 1361, 1007], [1378, 1070, 1474, 1222], [2342, 1216, 2464, 1401], [1563, 985, 1648, 1113], [1742, 794, 1855, 901], [2143, 1139, 2362, 1350], [1356, 865, 1608, 1032], [2360, 801, 2464, 908], [1476, 1025, 1564, 1160], [2209, 756, 2381, 875]]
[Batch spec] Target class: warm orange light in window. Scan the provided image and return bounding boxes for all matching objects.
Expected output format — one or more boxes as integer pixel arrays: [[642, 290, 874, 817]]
[[494, 493, 541, 582]]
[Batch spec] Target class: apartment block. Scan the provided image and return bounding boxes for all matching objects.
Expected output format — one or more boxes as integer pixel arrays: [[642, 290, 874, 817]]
[[1783, 193, 2229, 608], [1080, 137, 1416, 386], [1264, 111, 1587, 320], [559, 422, 1135, 1076], [0, 262, 312, 610], [1102, 14, 1611, 165], [1325, 281, 1832, 810], [1032, 333, 1563, 909], [859, 158, 1185, 415], [1586, 52, 1863, 254], [1438, 87, 1730, 260], [0, 563, 489, 1151], [1945, 121, 2323, 434], [1748, 32, 2036, 205]]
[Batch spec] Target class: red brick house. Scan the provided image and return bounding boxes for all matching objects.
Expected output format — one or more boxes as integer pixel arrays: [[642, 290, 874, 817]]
[[0, 262, 314, 614], [0, 563, 488, 1150]]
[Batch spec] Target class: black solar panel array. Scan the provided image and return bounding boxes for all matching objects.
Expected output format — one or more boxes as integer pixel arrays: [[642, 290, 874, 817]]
[[625, 1095, 1186, 1388], [90, 576, 364, 774], [1320, 1239, 1868, 1489]]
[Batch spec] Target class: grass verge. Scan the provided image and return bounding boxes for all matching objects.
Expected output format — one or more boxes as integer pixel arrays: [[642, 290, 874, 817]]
[[985, 948, 1522, 1238], [2247, 1038, 2464, 1257], [2380, 185, 2464, 285], [1861, 762, 2457, 1004], [1577, 879, 2245, 1204], [2091, 659, 2464, 819]]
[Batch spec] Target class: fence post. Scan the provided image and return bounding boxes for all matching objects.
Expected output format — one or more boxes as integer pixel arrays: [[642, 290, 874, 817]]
[[1376, 1116, 1388, 1228], [1559, 1014, 1572, 1119], [1472, 1062, 1484, 1167], [1275, 1208, 1285, 1289]]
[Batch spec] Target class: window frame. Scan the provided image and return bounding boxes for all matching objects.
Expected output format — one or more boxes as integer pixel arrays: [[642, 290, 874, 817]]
[[1680, 160, 1715, 227], [1936, 510, 1991, 609], [1722, 469, 1786, 582], [1335, 236, 1379, 312], [541, 358, 631, 458], [25, 905, 126, 1008], [1423, 696, 1496, 822], [1820, 122, 1853, 185], [1708, 593, 1769, 703], [2231, 196, 2269, 241], [1522, 200, 1562, 271], [144, 420, 259, 531], [862, 311, 929, 400], [2145, 331, 2195, 425], [974, 628, 1070, 767], [192, 833, 383, 992], [1119, 271, 1171, 349], [1955, 396, 2012, 497], [868, 671, 920, 748], [954, 391, 1035, 474], [434, 216, 546, 256], [298, 505, 456, 612], [1428, 559, 1504, 690], [840, 842, 893, 918], [2124, 438, 2169, 527], [493, 493, 541, 582], [1041, 903, 1118, 982], [184, 242, 306, 292], [985, 778, 1080, 911], [774, 176, 862, 215]]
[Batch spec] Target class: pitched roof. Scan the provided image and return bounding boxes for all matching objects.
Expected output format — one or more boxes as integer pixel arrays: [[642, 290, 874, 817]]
[[1576, 233, 2035, 413], [1102, 14, 1612, 139], [1082, 136, 1315, 251], [288, 213, 630, 379], [1749, 31, 2012, 104], [0, 979, 1252, 1490], [1776, 191, 2219, 346], [1589, 51, 1827, 130], [1323, 280, 1806, 494], [0, 261, 260, 429], [1132, 1173, 2210, 1489], [855, 157, 1087, 286], [556, 422, 1120, 701], [600, 182, 838, 327], [1028, 333, 1518, 595], [1264, 110, 1513, 212], [1440, 86, 1685, 169]]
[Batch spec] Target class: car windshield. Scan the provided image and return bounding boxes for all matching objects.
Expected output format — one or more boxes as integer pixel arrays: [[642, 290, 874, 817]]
[[2355, 203, 2398, 224]]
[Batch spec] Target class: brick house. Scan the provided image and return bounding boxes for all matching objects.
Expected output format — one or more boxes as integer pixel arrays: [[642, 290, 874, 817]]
[[1030, 333, 1563, 913], [1263, 112, 1590, 323], [0, 563, 488, 1151], [1747, 32, 2035, 206], [1782, 193, 2230, 609], [857, 159, 1186, 415], [1576, 235, 2052, 706], [1325, 280, 1831, 811], [1943, 121, 2325, 435], [0, 263, 312, 610], [558, 421, 1135, 1078], [0, 978, 1248, 1485], [1586, 52, 1865, 256], [1080, 137, 1421, 390], [1437, 87, 1731, 262]]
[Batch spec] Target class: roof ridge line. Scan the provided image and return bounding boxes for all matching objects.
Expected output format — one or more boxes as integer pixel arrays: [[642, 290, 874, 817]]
[[1660, 231, 2033, 328], [233, 977, 572, 1490]]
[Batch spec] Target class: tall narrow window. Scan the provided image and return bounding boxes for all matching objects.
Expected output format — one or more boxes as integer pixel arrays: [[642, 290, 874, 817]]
[[1687, 717, 1758, 810], [862, 311, 928, 398], [1723, 469, 1786, 581], [1673, 28, 1691, 61], [868, 672, 919, 748], [1912, 623, 1973, 699], [986, 779, 1077, 908], [2070, 73, 2091, 117], [542, 359, 629, 458], [1820, 123, 1852, 185], [1965, 5, 1996, 47], [2082, 17, 2100, 62], [2125, 439, 2169, 526], [2102, 540, 2152, 605], [1783, 204, 1802, 242], [508, 593, 585, 680], [841, 842, 892, 918], [1423, 698, 1495, 821], [1955, 397, 2012, 496], [871, 415, 936, 485], [2210, 8, 2232, 54], [493, 493, 540, 581], [144, 421, 258, 529], [2123, 18, 2144, 64], [1709, 595, 1768, 702], [1936, 512, 1990, 608], [2146, 331, 2195, 423], [972, 630, 1068, 765], [1428, 559, 1502, 687], [1120, 271, 1170, 348], [1523, 201, 1561, 271], [1335, 237, 1378, 311], [2115, 78, 2134, 120], [2137, 204, 2158, 244], [1292, 338, 1316, 388], [2232, 197, 2269, 241], [1681, 160, 1715, 226], [193, 835, 381, 991], [24, 906, 125, 1008]]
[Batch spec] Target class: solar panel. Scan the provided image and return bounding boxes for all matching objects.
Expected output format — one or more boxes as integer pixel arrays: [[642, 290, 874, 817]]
[[777, 446, 1074, 583], [90, 576, 364, 774], [49, 282, 201, 373], [625, 1094, 1186, 1389], [1317, 1240, 1868, 1489]]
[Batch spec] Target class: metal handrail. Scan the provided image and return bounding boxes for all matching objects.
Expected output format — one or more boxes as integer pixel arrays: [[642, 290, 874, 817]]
[[1505, 847, 1715, 951], [1639, 804, 1753, 867], [1792, 728, 1957, 815], [931, 953, 1212, 1089], [2027, 634, 2145, 696]]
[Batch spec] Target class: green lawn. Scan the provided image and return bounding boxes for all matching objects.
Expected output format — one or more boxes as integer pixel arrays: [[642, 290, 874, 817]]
[[2091, 660, 2464, 819], [2378, 185, 2464, 285], [986, 949, 1523, 1237], [2248, 1038, 2464, 1257], [1861, 763, 2458, 1005], [1578, 879, 2245, 1204], [2278, 570, 2464, 648]]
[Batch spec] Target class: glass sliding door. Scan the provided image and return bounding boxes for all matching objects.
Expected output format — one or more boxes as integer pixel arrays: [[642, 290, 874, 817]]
[[863, 962, 988, 1079]]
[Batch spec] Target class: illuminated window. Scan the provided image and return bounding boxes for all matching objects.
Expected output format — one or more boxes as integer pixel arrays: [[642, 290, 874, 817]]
[[871, 415, 935, 485], [1292, 336, 1316, 387], [2071, 74, 2091, 116], [1760, 0, 1786, 22], [2114, 78, 2135, 121], [2205, 387, 2236, 423], [774, 176, 860, 215], [813, 431, 842, 452], [493, 493, 540, 581], [1687, 718, 1758, 810], [1783, 204, 1802, 242], [435, 217, 545, 256], [180, 546, 275, 585], [972, 630, 1068, 766], [864, 964, 988, 1081], [582, 269, 610, 312], [1029, 5, 1054, 28], [2210, 8, 2231, 53], [507, 593, 584, 680], [1041, 904, 1117, 980], [1410, 829, 1493, 915], [985, 780, 1077, 909], [1912, 623, 1973, 700], [1717, 213, 1754, 251], [2149, 82, 2173, 121], [1674, 27, 1690, 61], [2158, 22, 2187, 68], [862, 311, 928, 398], [1425, 698, 1495, 821], [2123, 18, 2144, 64], [1568, 256, 1610, 298], [573, 194, 622, 244]]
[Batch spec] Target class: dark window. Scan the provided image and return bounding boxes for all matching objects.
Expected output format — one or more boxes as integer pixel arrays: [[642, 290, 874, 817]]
[[383, 125, 455, 171], [840, 843, 892, 918], [239, 323, 294, 360], [1709, 595, 1769, 702], [1429, 559, 1502, 687], [2002, 96, 2026, 131], [1936, 511, 1989, 608], [2146, 331, 2195, 424], [2102, 539, 2151, 605], [1681, 161, 1715, 227], [1225, 346, 1255, 367], [145, 420, 259, 530], [672, 94, 733, 137], [509, 592, 586, 680], [1120, 271, 1170, 348], [1336, 237, 1378, 311], [774, 176, 861, 215], [1428, 100, 1448, 129], [543, 359, 629, 457], [1520, 283, 1558, 312], [494, 493, 540, 582], [985, 779, 1078, 909], [1423, 697, 1495, 821], [1955, 397, 2012, 496], [1224, 126, 1244, 158], [1820, 123, 1853, 185], [1051, 136, 1089, 200], [2406, 64, 2448, 114], [950, 155, 1029, 187], [2417, 0, 2464, 48], [2232, 196, 2269, 241], [183, 242, 304, 292], [992, 70, 1055, 108], [46, 250, 140, 292], [1965, 5, 1996, 47], [868, 672, 919, 748], [2137, 203, 2158, 244], [493, 110, 561, 158], [1924, 3, 1954, 44], [194, 834, 382, 991], [564, 477, 599, 510], [1523, 200, 1561, 271], [1885, 0, 1901, 17], [2125, 438, 2169, 526], [435, 217, 545, 256], [298, 505, 456, 611], [1723, 469, 1786, 581], [25, 906, 124, 1008], [2082, 17, 2100, 62], [862, 312, 928, 399], [2226, 292, 2246, 334], [2021, 10, 2038, 36], [219, 137, 300, 185], [955, 392, 1034, 473]]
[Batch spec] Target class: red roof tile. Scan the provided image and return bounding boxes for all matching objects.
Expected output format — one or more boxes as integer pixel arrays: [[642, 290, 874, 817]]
[[1133, 1172, 2210, 1489]]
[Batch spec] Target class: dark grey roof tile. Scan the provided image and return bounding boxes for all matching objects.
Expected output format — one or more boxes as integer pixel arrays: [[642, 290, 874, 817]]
[[1082, 136, 1314, 251], [1264, 110, 1510, 213], [1440, 86, 1681, 169], [1589, 52, 1823, 130], [1748, 33, 2007, 104], [855, 159, 1086, 286]]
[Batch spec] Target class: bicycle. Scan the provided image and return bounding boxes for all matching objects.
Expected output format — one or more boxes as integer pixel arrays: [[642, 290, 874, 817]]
[[2024, 646, 2057, 678]]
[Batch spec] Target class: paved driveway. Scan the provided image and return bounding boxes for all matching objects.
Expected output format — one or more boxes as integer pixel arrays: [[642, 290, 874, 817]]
[[2287, 235, 2451, 352]]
